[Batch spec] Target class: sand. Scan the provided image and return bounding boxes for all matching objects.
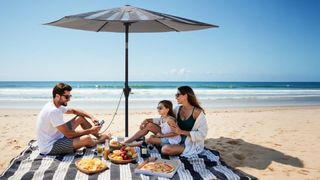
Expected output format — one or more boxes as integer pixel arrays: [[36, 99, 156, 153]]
[[1, 106, 320, 179]]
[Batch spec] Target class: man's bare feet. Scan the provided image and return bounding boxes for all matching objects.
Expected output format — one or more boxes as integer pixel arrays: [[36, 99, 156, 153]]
[[97, 132, 112, 143]]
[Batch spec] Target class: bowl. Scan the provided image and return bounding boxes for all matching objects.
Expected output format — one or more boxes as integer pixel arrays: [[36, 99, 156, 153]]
[[108, 154, 137, 164], [75, 158, 108, 174]]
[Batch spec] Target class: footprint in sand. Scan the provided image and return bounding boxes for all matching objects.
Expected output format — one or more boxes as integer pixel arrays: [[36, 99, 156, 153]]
[[14, 145, 22, 149], [267, 166, 274, 171], [297, 169, 309, 175], [232, 152, 245, 160], [226, 139, 240, 145], [8, 139, 18, 144], [213, 147, 225, 152]]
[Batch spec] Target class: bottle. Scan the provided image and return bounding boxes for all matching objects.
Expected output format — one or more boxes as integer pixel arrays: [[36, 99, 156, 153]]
[[103, 139, 110, 160], [140, 139, 149, 158]]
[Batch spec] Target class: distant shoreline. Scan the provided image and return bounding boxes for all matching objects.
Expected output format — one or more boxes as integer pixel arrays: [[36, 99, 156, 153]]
[[1, 81, 320, 109], [1, 105, 320, 111]]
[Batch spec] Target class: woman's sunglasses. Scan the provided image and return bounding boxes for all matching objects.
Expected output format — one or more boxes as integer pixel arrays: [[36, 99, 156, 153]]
[[175, 93, 184, 98], [157, 106, 164, 110]]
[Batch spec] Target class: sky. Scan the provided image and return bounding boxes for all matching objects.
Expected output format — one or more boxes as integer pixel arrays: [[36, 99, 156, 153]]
[[0, 0, 319, 82]]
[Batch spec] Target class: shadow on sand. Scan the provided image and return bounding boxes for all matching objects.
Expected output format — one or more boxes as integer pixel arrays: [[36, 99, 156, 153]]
[[205, 137, 303, 170]]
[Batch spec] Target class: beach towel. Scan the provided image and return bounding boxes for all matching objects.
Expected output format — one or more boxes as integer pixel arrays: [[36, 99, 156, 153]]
[[0, 140, 256, 180]]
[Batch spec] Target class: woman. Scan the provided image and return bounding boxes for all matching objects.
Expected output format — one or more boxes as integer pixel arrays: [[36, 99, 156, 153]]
[[125, 86, 207, 157], [162, 86, 208, 156]]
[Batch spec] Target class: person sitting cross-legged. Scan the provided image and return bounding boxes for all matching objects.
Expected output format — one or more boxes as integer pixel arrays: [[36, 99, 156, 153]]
[[36, 82, 111, 155]]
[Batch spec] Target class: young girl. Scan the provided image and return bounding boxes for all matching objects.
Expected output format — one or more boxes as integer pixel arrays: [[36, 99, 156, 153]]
[[147, 100, 181, 146], [124, 100, 181, 145]]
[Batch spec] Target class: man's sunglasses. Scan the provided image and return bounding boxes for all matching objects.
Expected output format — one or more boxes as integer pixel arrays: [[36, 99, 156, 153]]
[[61, 94, 72, 99]]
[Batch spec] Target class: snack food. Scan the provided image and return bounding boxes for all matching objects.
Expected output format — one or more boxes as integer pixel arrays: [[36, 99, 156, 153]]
[[140, 162, 175, 173], [75, 158, 108, 174], [109, 139, 121, 148], [108, 146, 137, 164]]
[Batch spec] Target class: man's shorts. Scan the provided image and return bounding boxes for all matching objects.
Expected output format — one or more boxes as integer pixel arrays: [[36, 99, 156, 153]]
[[47, 120, 74, 155]]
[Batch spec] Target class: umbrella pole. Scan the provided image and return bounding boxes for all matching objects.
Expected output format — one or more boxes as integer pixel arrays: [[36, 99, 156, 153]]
[[123, 23, 131, 137]]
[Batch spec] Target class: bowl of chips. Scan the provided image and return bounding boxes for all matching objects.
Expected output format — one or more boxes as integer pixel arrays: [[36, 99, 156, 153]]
[[75, 158, 108, 174]]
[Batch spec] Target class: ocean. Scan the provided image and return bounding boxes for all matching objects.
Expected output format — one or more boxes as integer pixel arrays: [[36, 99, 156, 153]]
[[0, 81, 320, 109]]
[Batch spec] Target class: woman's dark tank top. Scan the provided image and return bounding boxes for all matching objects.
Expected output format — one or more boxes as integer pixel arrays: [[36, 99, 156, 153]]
[[177, 106, 196, 131]]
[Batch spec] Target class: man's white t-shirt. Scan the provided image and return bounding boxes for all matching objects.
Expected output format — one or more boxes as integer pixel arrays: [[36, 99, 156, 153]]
[[36, 101, 68, 154]]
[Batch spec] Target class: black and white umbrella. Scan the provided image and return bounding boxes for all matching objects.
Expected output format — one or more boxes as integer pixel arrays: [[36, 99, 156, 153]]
[[46, 5, 218, 137]]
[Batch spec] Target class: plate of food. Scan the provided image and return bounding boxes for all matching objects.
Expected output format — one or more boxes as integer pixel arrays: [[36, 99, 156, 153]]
[[135, 158, 180, 178], [108, 146, 137, 164], [75, 157, 108, 174]]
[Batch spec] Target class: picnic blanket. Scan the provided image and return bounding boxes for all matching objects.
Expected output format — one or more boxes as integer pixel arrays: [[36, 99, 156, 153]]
[[0, 140, 256, 180]]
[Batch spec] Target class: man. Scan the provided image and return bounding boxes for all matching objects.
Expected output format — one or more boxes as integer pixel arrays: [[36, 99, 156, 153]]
[[36, 82, 110, 155]]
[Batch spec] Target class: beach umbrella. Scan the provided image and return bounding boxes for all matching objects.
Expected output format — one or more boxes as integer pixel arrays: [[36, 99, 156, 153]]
[[45, 5, 218, 137]]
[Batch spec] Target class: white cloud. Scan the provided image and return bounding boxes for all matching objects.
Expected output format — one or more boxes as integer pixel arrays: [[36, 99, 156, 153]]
[[169, 68, 191, 77]]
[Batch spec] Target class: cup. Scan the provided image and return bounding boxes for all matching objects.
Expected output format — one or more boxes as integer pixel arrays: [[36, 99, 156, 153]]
[[96, 144, 104, 156]]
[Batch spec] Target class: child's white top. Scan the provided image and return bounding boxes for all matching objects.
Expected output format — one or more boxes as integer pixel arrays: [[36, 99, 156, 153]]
[[153, 117, 181, 144]]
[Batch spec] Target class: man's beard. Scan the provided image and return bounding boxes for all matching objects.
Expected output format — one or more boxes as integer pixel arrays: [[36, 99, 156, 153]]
[[60, 101, 68, 107]]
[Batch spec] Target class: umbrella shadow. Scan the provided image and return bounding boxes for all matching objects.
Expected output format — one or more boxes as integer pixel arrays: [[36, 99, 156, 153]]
[[205, 137, 304, 170]]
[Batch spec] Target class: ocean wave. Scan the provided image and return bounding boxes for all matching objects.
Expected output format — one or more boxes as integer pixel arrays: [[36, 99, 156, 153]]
[[1, 88, 320, 95], [2, 82, 320, 108], [1, 94, 320, 101], [1, 81, 320, 90], [1, 87, 320, 105]]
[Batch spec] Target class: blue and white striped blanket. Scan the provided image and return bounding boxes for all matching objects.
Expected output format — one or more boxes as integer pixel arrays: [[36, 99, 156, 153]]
[[0, 140, 256, 180]]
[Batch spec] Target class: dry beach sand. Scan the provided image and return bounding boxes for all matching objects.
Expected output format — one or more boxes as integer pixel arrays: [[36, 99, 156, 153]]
[[0, 106, 320, 179]]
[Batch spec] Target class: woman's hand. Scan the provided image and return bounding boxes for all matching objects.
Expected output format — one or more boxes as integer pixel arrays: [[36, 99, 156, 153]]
[[155, 132, 163, 138], [170, 123, 182, 135]]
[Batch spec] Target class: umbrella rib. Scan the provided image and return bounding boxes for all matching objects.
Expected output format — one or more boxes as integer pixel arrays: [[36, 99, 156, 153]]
[[141, 7, 217, 27], [155, 19, 180, 32], [96, 22, 109, 32]]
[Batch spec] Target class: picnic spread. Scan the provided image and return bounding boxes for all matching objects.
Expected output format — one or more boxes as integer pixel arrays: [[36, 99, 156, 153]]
[[0, 138, 256, 180]]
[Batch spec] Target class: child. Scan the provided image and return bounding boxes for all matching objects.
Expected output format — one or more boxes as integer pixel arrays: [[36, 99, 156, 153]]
[[146, 100, 181, 146], [124, 100, 181, 146]]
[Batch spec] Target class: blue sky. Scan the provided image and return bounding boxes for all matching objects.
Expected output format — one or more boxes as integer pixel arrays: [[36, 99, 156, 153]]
[[0, 0, 319, 82]]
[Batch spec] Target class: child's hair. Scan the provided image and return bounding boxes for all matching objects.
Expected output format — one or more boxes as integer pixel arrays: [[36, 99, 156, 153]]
[[159, 100, 175, 118]]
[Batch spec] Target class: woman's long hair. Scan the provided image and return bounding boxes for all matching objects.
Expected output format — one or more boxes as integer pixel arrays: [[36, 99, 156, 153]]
[[178, 86, 205, 113], [159, 100, 175, 118]]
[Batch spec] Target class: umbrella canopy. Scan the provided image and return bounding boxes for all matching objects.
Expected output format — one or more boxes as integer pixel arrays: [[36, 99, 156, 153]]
[[46, 5, 218, 137], [46, 5, 217, 32]]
